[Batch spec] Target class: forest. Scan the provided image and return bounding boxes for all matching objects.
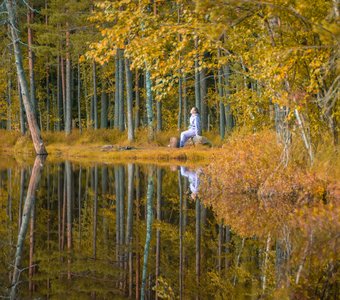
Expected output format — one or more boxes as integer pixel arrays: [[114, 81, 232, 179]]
[[0, 0, 339, 299], [0, 0, 338, 155]]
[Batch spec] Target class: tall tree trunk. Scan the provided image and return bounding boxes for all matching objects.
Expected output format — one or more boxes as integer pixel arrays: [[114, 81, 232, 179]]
[[65, 28, 72, 135], [61, 57, 66, 127], [223, 65, 233, 133], [178, 75, 183, 130], [225, 226, 231, 271], [194, 37, 201, 113], [10, 156, 45, 300], [27, 6, 39, 126], [57, 55, 62, 131], [200, 68, 207, 131], [6, 0, 47, 155], [156, 100, 162, 132], [92, 61, 98, 129], [7, 77, 12, 130], [46, 65, 50, 131], [145, 68, 154, 140], [101, 89, 108, 129], [114, 52, 119, 129], [218, 53, 225, 139], [77, 61, 82, 132], [83, 65, 90, 129], [141, 167, 154, 300], [118, 50, 125, 131], [135, 69, 140, 129], [125, 58, 134, 141], [183, 76, 187, 126]]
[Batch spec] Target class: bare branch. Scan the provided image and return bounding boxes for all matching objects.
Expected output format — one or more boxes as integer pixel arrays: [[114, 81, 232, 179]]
[[21, 0, 39, 13]]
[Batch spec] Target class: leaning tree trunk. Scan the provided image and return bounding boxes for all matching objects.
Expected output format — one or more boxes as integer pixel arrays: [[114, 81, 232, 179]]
[[18, 78, 26, 135], [10, 155, 45, 300], [6, 0, 47, 155]]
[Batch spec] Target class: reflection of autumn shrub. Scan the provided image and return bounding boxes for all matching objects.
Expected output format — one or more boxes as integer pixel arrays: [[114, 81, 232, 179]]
[[202, 130, 339, 298], [288, 200, 339, 299]]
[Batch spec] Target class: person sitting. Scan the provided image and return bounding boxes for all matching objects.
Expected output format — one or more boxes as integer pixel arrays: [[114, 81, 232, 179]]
[[180, 107, 201, 148]]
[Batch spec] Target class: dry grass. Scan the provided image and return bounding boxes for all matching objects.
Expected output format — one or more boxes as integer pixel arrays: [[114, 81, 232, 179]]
[[0, 129, 219, 165]]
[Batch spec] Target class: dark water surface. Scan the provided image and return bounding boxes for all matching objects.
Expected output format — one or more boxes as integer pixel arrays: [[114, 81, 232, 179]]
[[0, 157, 338, 299]]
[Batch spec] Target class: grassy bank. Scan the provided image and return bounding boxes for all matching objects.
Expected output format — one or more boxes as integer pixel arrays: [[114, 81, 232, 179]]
[[0, 129, 223, 165]]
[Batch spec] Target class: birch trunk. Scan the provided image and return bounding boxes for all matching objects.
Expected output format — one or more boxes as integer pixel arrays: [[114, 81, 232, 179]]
[[141, 167, 154, 300], [10, 155, 45, 300], [125, 58, 134, 141], [6, 0, 47, 155]]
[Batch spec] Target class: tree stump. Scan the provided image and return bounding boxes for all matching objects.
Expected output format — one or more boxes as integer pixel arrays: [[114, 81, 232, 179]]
[[169, 137, 179, 148]]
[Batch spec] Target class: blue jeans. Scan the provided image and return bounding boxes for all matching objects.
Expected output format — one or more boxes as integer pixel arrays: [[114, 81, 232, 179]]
[[180, 130, 196, 147]]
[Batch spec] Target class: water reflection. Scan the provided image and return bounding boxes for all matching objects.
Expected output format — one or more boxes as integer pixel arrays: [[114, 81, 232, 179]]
[[180, 166, 201, 199], [0, 159, 337, 299]]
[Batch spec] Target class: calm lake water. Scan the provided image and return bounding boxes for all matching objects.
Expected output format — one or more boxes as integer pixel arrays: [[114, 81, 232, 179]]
[[0, 156, 338, 299]]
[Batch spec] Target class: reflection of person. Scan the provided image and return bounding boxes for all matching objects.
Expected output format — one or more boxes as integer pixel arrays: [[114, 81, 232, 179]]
[[180, 107, 201, 148], [180, 166, 200, 199]]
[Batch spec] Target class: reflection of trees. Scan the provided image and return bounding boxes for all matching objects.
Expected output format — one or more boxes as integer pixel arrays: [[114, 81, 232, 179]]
[[10, 155, 45, 300], [202, 188, 339, 298], [141, 166, 154, 300], [3, 161, 335, 299]]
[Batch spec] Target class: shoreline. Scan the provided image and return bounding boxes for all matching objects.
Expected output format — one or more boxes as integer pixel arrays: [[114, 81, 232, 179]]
[[0, 143, 218, 167], [0, 129, 221, 166]]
